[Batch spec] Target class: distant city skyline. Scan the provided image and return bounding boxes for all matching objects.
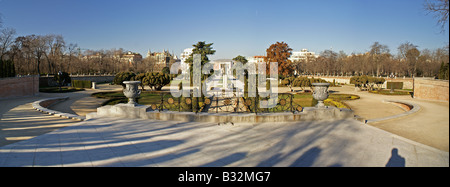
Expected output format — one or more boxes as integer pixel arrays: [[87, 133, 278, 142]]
[[1, 0, 448, 60]]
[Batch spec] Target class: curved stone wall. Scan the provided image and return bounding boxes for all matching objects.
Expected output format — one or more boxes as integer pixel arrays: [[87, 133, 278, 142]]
[[32, 97, 85, 121]]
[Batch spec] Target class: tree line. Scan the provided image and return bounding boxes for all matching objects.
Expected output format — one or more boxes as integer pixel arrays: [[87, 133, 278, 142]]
[[0, 29, 164, 76], [1, 0, 448, 79], [291, 42, 449, 79], [1, 28, 448, 80]]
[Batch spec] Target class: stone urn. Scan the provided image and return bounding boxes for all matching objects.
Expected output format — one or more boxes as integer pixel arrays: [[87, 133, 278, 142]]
[[123, 81, 142, 105], [312, 83, 330, 108]]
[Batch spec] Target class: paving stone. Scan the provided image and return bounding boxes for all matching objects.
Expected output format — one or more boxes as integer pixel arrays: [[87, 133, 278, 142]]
[[1, 117, 448, 167]]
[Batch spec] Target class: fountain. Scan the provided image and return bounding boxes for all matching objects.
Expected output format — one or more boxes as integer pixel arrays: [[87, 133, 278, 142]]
[[88, 80, 354, 122]]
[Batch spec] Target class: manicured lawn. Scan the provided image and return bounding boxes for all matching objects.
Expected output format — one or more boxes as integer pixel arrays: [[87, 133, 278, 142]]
[[292, 92, 359, 108], [138, 92, 173, 105], [92, 91, 173, 106], [292, 93, 317, 107]]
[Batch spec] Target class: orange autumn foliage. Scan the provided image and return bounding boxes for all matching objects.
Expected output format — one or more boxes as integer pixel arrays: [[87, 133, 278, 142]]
[[264, 41, 293, 76]]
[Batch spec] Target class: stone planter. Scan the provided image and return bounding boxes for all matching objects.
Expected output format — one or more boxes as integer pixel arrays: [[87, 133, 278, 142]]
[[123, 81, 142, 105], [312, 83, 330, 108]]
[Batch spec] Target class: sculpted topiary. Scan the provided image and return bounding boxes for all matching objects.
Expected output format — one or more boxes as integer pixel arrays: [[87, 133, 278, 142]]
[[113, 72, 136, 88]]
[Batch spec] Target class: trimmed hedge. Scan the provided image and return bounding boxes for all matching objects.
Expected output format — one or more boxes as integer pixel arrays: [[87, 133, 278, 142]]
[[113, 72, 136, 88], [386, 82, 403, 89], [72, 80, 92, 88], [0, 60, 16, 78]]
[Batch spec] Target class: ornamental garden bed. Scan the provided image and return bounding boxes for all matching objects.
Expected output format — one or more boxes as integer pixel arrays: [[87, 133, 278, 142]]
[[368, 89, 412, 96]]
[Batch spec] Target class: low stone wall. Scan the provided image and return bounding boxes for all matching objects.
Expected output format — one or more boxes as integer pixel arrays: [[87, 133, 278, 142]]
[[0, 76, 39, 99], [414, 78, 449, 102], [40, 75, 115, 87], [311, 76, 415, 89], [88, 104, 355, 123], [70, 75, 115, 83]]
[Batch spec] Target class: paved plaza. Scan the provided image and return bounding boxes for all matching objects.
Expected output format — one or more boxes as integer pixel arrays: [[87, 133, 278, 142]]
[[0, 117, 448, 167], [0, 84, 448, 167]]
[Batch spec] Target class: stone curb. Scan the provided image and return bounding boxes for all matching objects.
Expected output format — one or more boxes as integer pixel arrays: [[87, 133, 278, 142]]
[[31, 97, 85, 121], [365, 100, 421, 124], [89, 104, 355, 123]]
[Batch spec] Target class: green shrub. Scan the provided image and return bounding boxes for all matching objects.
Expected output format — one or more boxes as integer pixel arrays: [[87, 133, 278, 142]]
[[131, 73, 147, 90], [72, 80, 92, 88], [367, 77, 385, 90], [54, 72, 71, 86], [369, 89, 410, 95], [292, 77, 311, 90], [290, 77, 327, 90], [162, 67, 170, 75], [113, 72, 136, 88], [0, 60, 16, 78], [438, 62, 449, 80], [350, 75, 369, 87], [142, 72, 172, 91]]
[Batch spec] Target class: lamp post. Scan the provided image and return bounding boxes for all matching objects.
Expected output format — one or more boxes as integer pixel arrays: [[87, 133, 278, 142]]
[[389, 73, 395, 93], [58, 71, 63, 92]]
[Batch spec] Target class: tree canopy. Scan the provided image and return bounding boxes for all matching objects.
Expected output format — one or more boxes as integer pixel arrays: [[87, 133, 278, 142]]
[[185, 41, 216, 66], [232, 55, 248, 64], [264, 41, 293, 76]]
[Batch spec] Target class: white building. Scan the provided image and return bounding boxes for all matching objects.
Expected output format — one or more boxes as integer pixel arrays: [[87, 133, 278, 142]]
[[180, 48, 193, 62], [246, 56, 265, 64], [289, 49, 318, 62], [246, 56, 265, 74], [172, 48, 194, 75]]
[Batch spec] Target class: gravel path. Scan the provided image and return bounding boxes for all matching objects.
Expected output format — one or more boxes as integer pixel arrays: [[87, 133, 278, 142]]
[[329, 85, 449, 151]]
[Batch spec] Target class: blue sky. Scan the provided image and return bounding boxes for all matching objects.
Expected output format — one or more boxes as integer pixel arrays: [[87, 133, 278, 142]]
[[1, 0, 448, 59]]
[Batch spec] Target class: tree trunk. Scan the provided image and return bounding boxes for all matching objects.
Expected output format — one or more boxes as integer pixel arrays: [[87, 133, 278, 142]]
[[36, 58, 41, 75]]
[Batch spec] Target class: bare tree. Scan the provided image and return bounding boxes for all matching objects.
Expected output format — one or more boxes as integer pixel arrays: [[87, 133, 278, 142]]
[[31, 35, 48, 75], [66, 43, 78, 73], [0, 27, 16, 61], [425, 0, 449, 32], [319, 50, 338, 76], [370, 42, 391, 77], [398, 42, 418, 60], [337, 51, 347, 76], [14, 35, 48, 75], [42, 34, 66, 74], [406, 48, 421, 77]]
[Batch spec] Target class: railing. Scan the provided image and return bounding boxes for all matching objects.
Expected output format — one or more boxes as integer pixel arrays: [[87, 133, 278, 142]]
[[146, 91, 304, 114]]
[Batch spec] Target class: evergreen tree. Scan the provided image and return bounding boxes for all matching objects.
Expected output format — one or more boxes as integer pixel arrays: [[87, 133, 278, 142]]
[[184, 41, 216, 85], [0, 60, 16, 78], [0, 60, 3, 78], [10, 60, 16, 77], [185, 41, 216, 67], [438, 62, 449, 80]]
